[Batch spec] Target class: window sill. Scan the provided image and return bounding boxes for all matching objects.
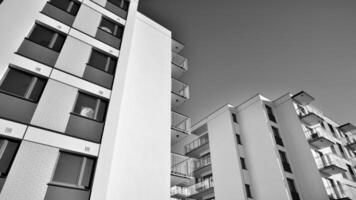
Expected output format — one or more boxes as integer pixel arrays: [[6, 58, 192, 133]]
[[70, 112, 104, 123], [48, 182, 89, 191]]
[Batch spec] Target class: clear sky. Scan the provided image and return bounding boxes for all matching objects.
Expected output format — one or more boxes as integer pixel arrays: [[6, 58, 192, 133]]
[[139, 0, 356, 125]]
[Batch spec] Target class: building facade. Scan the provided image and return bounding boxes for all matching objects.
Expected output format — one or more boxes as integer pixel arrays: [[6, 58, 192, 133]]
[[170, 91, 356, 200], [0, 0, 187, 199]]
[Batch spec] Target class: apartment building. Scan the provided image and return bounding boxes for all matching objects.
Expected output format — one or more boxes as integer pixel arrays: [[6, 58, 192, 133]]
[[170, 91, 356, 200], [0, 0, 186, 199]]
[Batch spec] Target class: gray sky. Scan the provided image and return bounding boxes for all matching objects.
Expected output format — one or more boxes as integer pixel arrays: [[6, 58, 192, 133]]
[[139, 0, 356, 125]]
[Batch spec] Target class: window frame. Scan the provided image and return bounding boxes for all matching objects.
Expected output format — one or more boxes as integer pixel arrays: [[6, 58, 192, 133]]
[[98, 17, 124, 39], [27, 23, 66, 52], [87, 48, 117, 75], [0, 67, 47, 103], [48, 0, 81, 16], [72, 92, 108, 122], [265, 104, 277, 123]]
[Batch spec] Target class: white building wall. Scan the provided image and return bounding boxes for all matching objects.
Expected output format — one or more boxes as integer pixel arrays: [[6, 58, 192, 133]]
[[274, 94, 329, 200], [208, 107, 246, 200], [91, 3, 172, 199], [235, 95, 291, 200]]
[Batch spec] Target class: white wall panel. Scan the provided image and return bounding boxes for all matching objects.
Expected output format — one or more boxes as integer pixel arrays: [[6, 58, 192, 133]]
[[72, 4, 101, 37], [0, 118, 27, 139]]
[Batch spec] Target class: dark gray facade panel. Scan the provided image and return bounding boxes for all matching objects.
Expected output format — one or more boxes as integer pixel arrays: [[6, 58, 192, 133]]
[[83, 65, 113, 89], [95, 28, 121, 49], [105, 1, 127, 19], [44, 185, 90, 200], [41, 3, 76, 26], [65, 114, 104, 143], [0, 93, 37, 123]]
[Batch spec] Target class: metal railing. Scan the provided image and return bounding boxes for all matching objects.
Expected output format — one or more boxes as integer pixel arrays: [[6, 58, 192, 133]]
[[170, 186, 189, 197], [172, 52, 188, 70], [304, 127, 335, 142], [185, 134, 209, 154], [194, 155, 211, 170], [187, 177, 214, 196], [325, 184, 351, 200], [172, 78, 190, 99], [171, 111, 191, 133], [171, 153, 194, 177]]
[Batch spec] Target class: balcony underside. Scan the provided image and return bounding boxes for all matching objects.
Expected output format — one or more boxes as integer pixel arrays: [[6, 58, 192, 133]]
[[338, 123, 356, 133], [320, 165, 346, 176], [171, 128, 189, 145], [171, 173, 192, 187], [193, 164, 212, 178], [309, 137, 334, 149], [300, 113, 323, 126], [346, 142, 356, 151], [185, 143, 210, 158], [172, 92, 187, 108], [187, 187, 214, 199], [292, 91, 315, 105]]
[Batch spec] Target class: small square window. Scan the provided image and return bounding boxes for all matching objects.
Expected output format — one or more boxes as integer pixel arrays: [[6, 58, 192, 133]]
[[236, 134, 242, 145], [245, 184, 252, 198], [28, 24, 66, 52], [240, 157, 247, 170], [232, 113, 238, 123]]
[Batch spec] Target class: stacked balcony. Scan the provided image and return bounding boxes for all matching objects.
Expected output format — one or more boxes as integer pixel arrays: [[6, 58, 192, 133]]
[[171, 78, 189, 108], [315, 153, 347, 176], [172, 52, 188, 79], [171, 111, 191, 144], [292, 91, 315, 106], [193, 155, 212, 178], [185, 134, 210, 158], [186, 177, 214, 199], [171, 153, 194, 186], [326, 184, 352, 200], [304, 127, 335, 149]]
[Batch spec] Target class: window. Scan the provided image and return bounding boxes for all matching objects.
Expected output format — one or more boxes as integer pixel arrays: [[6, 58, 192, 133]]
[[0, 68, 47, 102], [236, 134, 242, 145], [51, 152, 95, 189], [320, 121, 325, 129], [265, 105, 277, 123], [232, 113, 238, 123], [49, 0, 80, 15], [107, 0, 129, 11], [73, 92, 108, 122], [272, 126, 284, 146], [0, 138, 20, 192], [28, 24, 66, 52], [98, 17, 124, 38], [88, 49, 117, 74], [287, 178, 299, 200], [337, 143, 347, 158], [240, 157, 247, 170], [328, 123, 337, 138], [279, 150, 292, 173], [245, 184, 252, 198]]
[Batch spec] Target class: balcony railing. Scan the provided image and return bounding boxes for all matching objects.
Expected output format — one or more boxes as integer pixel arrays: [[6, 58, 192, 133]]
[[171, 111, 191, 134], [172, 52, 188, 71], [304, 127, 335, 149], [185, 134, 209, 155], [170, 186, 189, 198], [171, 153, 194, 178], [326, 184, 352, 200], [187, 177, 214, 198], [314, 153, 346, 176], [172, 78, 189, 100], [194, 155, 211, 171]]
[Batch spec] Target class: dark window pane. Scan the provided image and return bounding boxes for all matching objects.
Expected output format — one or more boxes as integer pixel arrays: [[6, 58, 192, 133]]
[[52, 34, 66, 52], [232, 113, 237, 123], [81, 158, 94, 188], [240, 158, 247, 169], [88, 50, 109, 72], [73, 93, 97, 119], [287, 178, 297, 192], [107, 58, 117, 74], [99, 18, 116, 35], [115, 26, 124, 38], [28, 25, 54, 48], [236, 134, 242, 145], [50, 0, 72, 12], [0, 140, 20, 175], [279, 151, 287, 162], [52, 153, 82, 185], [0, 69, 33, 98], [69, 2, 80, 15], [245, 184, 252, 198], [96, 100, 108, 122], [122, 0, 129, 10], [28, 78, 47, 102]]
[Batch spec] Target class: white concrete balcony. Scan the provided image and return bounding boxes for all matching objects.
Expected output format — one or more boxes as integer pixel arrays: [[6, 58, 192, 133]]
[[297, 106, 324, 126], [292, 91, 315, 105], [171, 78, 189, 108], [305, 127, 335, 149], [170, 186, 189, 199], [187, 177, 214, 199], [326, 184, 352, 200], [172, 52, 188, 79], [185, 134, 210, 158], [171, 111, 191, 144], [315, 153, 347, 176], [171, 153, 194, 186]]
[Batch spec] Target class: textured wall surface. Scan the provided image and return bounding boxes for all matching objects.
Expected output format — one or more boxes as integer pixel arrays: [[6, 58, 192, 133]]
[[0, 141, 59, 200], [31, 80, 78, 132]]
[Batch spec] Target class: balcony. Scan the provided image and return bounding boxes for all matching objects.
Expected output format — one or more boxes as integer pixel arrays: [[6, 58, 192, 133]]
[[172, 52, 188, 79], [299, 112, 324, 126], [83, 64, 114, 89], [41, 2, 76, 26], [305, 128, 335, 149], [171, 153, 194, 186], [338, 123, 356, 133], [172, 39, 184, 53], [326, 184, 352, 200], [315, 154, 347, 176], [44, 184, 90, 200], [171, 78, 189, 108], [292, 91, 315, 105], [170, 186, 189, 199], [95, 28, 122, 49], [171, 111, 191, 144], [65, 113, 104, 143], [105, 0, 128, 19], [193, 155, 212, 178], [0, 92, 37, 124], [187, 177, 214, 199], [185, 134, 209, 158]]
